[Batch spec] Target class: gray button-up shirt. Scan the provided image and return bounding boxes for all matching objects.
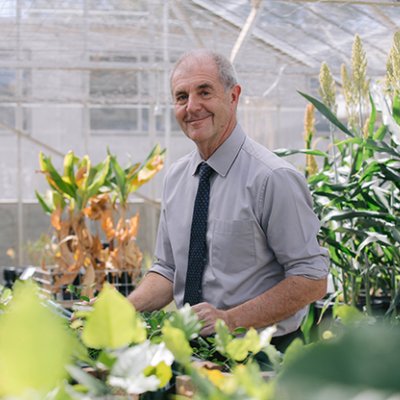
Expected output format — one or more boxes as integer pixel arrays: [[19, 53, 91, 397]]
[[151, 124, 329, 335]]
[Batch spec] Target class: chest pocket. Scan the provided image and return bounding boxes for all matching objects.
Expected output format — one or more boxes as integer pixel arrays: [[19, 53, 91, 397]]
[[211, 219, 257, 272]]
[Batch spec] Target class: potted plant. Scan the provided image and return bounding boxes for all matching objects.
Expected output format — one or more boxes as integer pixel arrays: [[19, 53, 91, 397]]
[[35, 145, 165, 301]]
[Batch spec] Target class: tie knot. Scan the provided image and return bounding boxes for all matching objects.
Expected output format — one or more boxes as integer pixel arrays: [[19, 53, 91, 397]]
[[198, 162, 214, 180]]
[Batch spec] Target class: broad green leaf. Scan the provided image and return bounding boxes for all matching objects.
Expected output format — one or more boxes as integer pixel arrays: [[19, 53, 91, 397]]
[[82, 283, 146, 349], [86, 156, 111, 200], [298, 91, 354, 137], [244, 328, 262, 354], [63, 151, 78, 186], [0, 280, 75, 397], [277, 323, 400, 399], [332, 304, 364, 324], [282, 338, 307, 369], [39, 152, 76, 198], [226, 338, 250, 362], [161, 321, 192, 365]]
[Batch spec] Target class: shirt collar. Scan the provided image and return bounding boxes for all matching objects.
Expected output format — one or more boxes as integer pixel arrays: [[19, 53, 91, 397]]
[[190, 124, 246, 177]]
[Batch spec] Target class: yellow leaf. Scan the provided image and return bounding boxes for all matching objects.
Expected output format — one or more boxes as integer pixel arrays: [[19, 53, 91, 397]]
[[0, 281, 75, 397], [82, 283, 146, 349]]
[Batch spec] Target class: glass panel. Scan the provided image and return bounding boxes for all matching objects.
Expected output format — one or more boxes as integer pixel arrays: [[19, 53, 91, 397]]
[[90, 107, 138, 132], [0, 107, 15, 134], [90, 70, 138, 99], [0, 70, 16, 97]]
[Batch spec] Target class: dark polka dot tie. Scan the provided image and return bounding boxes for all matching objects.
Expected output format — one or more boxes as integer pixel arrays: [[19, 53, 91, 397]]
[[183, 162, 214, 306]]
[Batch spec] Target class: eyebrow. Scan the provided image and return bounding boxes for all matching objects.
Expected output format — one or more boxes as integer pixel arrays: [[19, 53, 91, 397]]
[[197, 83, 213, 90], [174, 82, 214, 98]]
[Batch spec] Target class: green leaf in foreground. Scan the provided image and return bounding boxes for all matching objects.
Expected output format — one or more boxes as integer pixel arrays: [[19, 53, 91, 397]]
[[161, 321, 192, 365], [82, 283, 146, 349], [0, 280, 75, 397]]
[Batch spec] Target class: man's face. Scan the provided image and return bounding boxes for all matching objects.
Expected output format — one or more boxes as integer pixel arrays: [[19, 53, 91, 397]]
[[171, 55, 240, 155]]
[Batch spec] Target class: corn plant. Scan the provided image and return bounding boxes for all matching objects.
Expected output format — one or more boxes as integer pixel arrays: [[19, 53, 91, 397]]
[[277, 33, 400, 316]]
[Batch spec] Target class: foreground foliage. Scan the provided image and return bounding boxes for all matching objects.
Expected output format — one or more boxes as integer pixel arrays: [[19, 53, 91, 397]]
[[1, 280, 400, 400]]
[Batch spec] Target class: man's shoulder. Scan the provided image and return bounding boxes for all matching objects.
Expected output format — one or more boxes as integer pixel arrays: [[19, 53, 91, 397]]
[[241, 136, 297, 175], [165, 149, 196, 178]]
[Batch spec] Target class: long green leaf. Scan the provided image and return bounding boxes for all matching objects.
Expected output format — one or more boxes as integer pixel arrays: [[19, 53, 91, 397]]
[[350, 145, 364, 176], [86, 156, 111, 200], [365, 139, 400, 158], [380, 164, 400, 188], [298, 91, 354, 137], [373, 125, 388, 141], [274, 148, 328, 158], [393, 93, 400, 126], [35, 190, 54, 214], [39, 152, 76, 197], [109, 155, 127, 203], [63, 151, 78, 187], [368, 92, 377, 138], [324, 209, 399, 224]]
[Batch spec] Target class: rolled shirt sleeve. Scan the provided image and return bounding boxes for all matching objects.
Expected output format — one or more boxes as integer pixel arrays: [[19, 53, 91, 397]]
[[261, 167, 329, 279]]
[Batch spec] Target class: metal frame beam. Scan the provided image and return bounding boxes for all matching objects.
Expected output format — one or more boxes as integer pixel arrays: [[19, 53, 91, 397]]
[[230, 0, 263, 64], [171, 0, 205, 48]]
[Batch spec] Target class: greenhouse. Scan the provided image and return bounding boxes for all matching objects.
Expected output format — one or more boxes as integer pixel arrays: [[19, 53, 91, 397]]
[[0, 0, 400, 399]]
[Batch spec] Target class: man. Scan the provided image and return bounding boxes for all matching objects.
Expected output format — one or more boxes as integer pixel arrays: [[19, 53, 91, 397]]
[[128, 49, 329, 348]]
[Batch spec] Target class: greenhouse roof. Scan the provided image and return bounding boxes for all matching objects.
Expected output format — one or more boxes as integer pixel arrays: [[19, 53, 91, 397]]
[[191, 0, 400, 78]]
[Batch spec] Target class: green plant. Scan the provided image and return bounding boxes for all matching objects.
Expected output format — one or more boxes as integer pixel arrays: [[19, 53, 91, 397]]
[[35, 145, 165, 298], [0, 279, 285, 399], [277, 33, 400, 316]]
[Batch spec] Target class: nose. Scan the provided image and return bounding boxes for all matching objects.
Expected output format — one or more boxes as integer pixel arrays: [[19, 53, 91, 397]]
[[186, 94, 201, 113]]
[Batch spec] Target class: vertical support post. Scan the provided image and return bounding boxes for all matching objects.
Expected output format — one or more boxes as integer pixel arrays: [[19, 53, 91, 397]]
[[16, 0, 23, 266], [82, 0, 90, 154], [163, 0, 171, 171]]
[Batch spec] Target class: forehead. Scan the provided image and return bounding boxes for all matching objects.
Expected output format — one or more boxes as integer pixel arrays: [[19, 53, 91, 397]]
[[171, 56, 221, 92]]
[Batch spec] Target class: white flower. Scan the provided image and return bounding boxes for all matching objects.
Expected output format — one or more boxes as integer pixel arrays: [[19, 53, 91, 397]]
[[109, 341, 174, 395], [259, 326, 277, 348]]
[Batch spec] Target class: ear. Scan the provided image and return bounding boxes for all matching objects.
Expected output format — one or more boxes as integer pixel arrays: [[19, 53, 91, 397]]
[[230, 84, 241, 105]]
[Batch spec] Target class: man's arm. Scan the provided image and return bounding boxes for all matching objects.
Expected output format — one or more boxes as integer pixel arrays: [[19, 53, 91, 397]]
[[192, 275, 327, 336], [127, 272, 174, 312]]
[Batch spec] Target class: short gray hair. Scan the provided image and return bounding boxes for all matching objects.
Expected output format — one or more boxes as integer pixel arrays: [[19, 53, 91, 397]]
[[170, 49, 238, 91]]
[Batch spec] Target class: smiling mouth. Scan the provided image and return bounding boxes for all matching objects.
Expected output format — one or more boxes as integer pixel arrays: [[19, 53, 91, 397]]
[[185, 115, 210, 124]]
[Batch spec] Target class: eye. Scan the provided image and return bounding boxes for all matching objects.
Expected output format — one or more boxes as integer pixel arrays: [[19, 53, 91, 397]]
[[175, 94, 188, 105], [200, 90, 210, 98]]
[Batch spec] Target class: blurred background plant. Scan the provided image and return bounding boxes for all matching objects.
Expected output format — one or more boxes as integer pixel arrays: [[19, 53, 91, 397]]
[[35, 145, 165, 299]]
